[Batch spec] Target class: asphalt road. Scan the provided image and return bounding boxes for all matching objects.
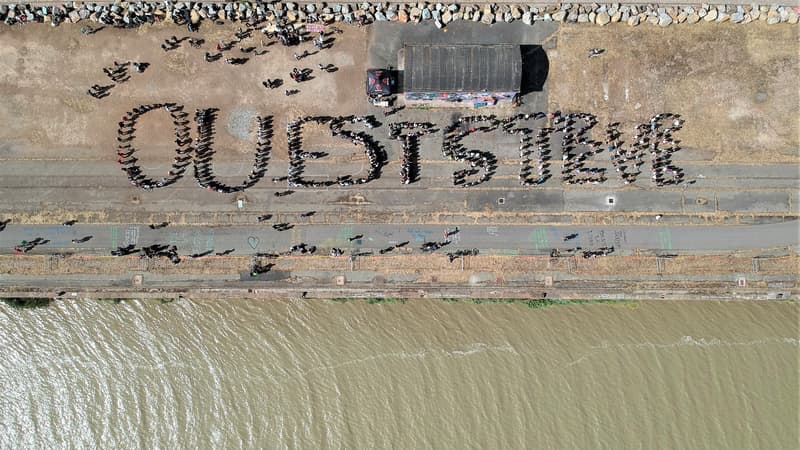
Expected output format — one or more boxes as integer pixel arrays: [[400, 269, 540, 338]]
[[1, 220, 797, 257]]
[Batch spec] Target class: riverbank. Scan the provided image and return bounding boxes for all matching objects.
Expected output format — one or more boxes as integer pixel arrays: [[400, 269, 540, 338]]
[[4, 296, 640, 307], [1, 279, 797, 301]]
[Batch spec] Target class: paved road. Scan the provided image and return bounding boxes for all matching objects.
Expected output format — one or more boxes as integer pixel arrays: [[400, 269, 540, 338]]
[[1, 220, 797, 257], [0, 160, 795, 218]]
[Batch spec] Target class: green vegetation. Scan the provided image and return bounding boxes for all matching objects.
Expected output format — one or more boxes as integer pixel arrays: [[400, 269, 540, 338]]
[[327, 297, 408, 304], [95, 298, 127, 304], [1, 295, 632, 310], [2, 298, 52, 308], [367, 297, 407, 304], [325, 297, 631, 308], [440, 298, 629, 308]]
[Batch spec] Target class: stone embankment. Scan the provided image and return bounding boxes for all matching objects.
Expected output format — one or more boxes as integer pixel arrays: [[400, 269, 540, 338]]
[[0, 2, 797, 28]]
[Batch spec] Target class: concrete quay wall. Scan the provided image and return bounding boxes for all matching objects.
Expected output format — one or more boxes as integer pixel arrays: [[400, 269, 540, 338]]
[[1, 283, 797, 302]]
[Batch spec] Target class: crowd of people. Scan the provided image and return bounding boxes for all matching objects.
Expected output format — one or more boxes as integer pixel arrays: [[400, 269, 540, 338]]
[[604, 113, 685, 186], [86, 84, 112, 99], [285, 115, 385, 189], [442, 115, 500, 188], [582, 246, 615, 258], [13, 237, 48, 253], [446, 248, 479, 263], [519, 114, 553, 186], [161, 35, 202, 51], [272, 22, 302, 46], [118, 103, 192, 190], [433, 111, 690, 188], [193, 109, 273, 193], [225, 57, 249, 65], [552, 112, 607, 185], [103, 61, 130, 83], [262, 78, 283, 89], [420, 239, 452, 252], [289, 67, 313, 82], [646, 113, 685, 186], [87, 60, 145, 99], [389, 122, 436, 185], [140, 243, 181, 264], [607, 122, 646, 184]]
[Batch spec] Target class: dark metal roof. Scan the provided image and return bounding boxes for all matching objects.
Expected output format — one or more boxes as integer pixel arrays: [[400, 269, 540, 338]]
[[366, 69, 394, 96], [403, 44, 521, 93]]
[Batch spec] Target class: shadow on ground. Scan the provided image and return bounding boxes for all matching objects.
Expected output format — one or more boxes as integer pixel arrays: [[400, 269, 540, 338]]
[[520, 45, 549, 95]]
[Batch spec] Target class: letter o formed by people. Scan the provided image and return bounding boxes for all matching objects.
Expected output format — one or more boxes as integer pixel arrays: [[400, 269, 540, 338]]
[[117, 103, 192, 190]]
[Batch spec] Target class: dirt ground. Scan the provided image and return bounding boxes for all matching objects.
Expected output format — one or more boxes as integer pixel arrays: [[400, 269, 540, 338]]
[[0, 21, 796, 165], [547, 23, 799, 163], [2, 253, 795, 281], [0, 21, 371, 163], [0, 21, 797, 287]]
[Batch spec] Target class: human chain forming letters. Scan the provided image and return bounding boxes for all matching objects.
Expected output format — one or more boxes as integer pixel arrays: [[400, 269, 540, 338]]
[[116, 107, 686, 192]]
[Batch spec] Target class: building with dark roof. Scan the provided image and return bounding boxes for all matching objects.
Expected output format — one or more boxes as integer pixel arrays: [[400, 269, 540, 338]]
[[401, 44, 522, 108]]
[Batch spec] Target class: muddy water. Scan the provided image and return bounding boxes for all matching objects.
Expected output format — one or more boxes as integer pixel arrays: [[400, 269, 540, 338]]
[[0, 299, 796, 449]]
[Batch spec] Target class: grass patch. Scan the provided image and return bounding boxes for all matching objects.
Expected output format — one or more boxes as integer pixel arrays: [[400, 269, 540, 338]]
[[326, 297, 407, 304], [95, 298, 127, 304], [325, 297, 631, 308], [523, 298, 630, 308], [2, 298, 52, 308], [439, 298, 630, 308]]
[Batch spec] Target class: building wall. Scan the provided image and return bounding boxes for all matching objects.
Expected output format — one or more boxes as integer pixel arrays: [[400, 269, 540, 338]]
[[405, 91, 517, 105], [403, 91, 518, 108]]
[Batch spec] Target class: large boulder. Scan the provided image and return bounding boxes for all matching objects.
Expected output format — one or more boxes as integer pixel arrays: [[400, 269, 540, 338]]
[[596, 11, 610, 25]]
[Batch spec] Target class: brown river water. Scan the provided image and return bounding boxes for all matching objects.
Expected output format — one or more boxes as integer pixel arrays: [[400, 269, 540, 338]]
[[0, 299, 797, 449]]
